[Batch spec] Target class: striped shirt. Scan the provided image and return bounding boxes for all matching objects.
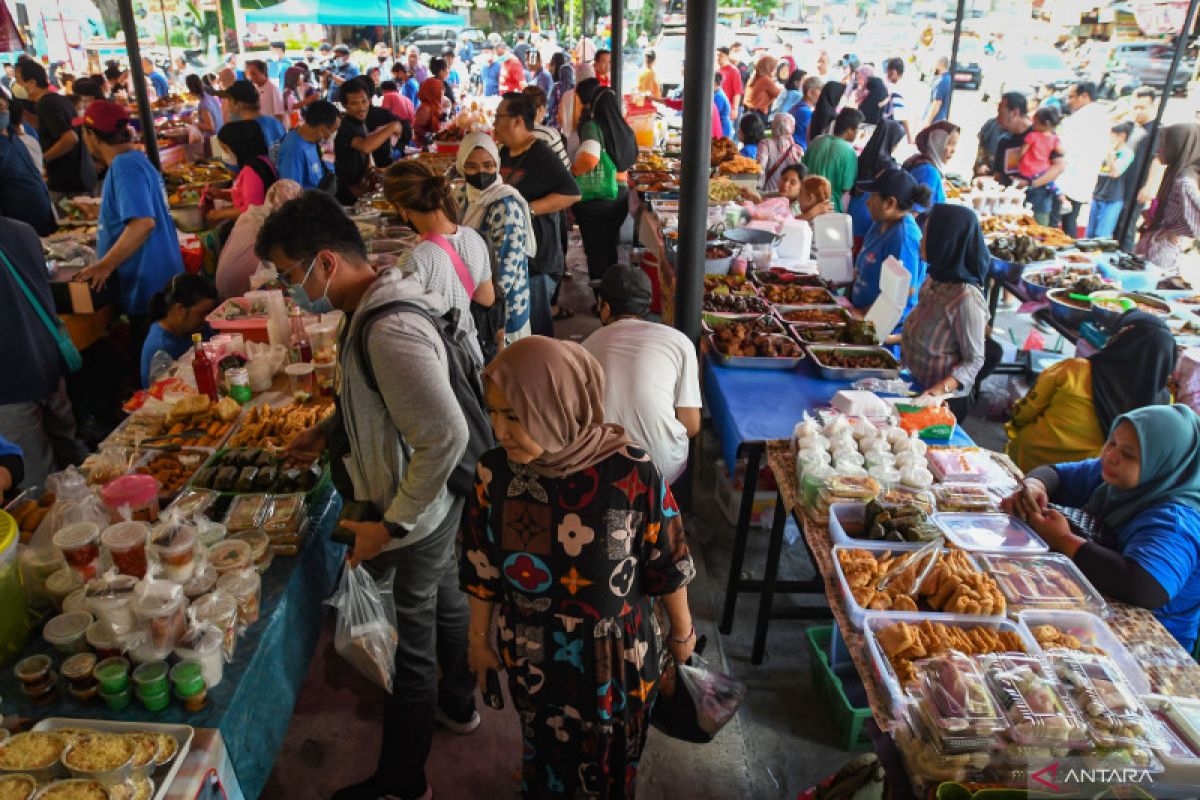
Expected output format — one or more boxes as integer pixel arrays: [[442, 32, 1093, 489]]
[[533, 123, 572, 170], [900, 280, 989, 391], [1137, 177, 1200, 273]]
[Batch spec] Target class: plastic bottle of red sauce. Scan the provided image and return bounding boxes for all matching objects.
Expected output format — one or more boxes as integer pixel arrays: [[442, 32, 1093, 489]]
[[100, 474, 161, 525], [192, 333, 218, 401]]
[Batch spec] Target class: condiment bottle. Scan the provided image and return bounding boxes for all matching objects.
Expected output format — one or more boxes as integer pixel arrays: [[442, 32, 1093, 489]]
[[288, 308, 312, 363], [191, 334, 217, 401]]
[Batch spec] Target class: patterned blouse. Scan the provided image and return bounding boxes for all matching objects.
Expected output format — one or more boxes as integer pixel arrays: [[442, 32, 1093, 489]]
[[1137, 177, 1200, 273], [459, 446, 695, 728], [900, 279, 989, 392], [458, 190, 532, 343]]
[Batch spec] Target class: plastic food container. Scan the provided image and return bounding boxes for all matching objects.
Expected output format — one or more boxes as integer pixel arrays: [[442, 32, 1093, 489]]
[[42, 611, 94, 654], [93, 656, 130, 693], [231, 530, 269, 563], [313, 358, 336, 399], [61, 588, 88, 614], [174, 624, 225, 689], [208, 539, 253, 575], [1049, 650, 1157, 750], [195, 519, 226, 548], [60, 653, 98, 690], [1143, 694, 1200, 785], [14, 654, 54, 691], [99, 521, 149, 579], [0, 774, 35, 800], [100, 474, 161, 524], [85, 574, 138, 632], [262, 494, 305, 536], [931, 513, 1049, 553], [192, 590, 239, 659], [131, 660, 170, 696], [170, 660, 206, 697], [99, 683, 132, 711], [62, 734, 135, 786], [977, 553, 1106, 615], [130, 582, 187, 651], [182, 564, 218, 600], [912, 652, 1007, 752], [44, 569, 81, 610], [981, 653, 1092, 749], [86, 620, 122, 659], [1018, 609, 1147, 693], [224, 494, 268, 534], [151, 524, 197, 582], [169, 487, 218, 519], [285, 362, 315, 402], [216, 570, 261, 630], [52, 523, 102, 582], [20, 545, 67, 610]]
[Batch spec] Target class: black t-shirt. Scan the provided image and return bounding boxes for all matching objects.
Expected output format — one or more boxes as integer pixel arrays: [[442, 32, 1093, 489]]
[[993, 126, 1062, 187], [37, 92, 97, 194], [364, 105, 400, 168], [500, 139, 581, 276], [333, 114, 370, 205]]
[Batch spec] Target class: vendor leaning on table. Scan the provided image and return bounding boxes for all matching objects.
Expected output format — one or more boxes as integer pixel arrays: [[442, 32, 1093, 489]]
[[139, 273, 218, 388], [72, 101, 185, 343], [1002, 404, 1200, 652], [1005, 310, 1177, 474], [849, 167, 929, 323]]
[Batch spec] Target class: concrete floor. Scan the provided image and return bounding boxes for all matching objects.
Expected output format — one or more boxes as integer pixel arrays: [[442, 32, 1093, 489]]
[[263, 232, 1042, 800]]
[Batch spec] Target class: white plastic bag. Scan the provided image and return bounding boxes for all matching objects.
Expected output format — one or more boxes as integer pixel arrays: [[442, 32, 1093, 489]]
[[327, 564, 398, 692]]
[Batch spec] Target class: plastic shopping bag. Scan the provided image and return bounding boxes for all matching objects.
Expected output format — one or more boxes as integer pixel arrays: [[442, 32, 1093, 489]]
[[327, 564, 398, 692], [651, 656, 746, 743]]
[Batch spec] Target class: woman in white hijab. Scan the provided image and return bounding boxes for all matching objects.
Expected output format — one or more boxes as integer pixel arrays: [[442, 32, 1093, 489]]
[[456, 131, 536, 344], [903, 121, 960, 209], [215, 179, 305, 299]]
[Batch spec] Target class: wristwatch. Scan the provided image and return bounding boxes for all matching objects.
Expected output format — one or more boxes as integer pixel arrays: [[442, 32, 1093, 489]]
[[383, 520, 410, 539]]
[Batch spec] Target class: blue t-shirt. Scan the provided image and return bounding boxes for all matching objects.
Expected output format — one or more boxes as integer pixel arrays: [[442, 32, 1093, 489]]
[[848, 193, 873, 239], [276, 128, 329, 190], [197, 94, 223, 133], [0, 127, 55, 235], [149, 70, 170, 100], [97, 151, 184, 315], [791, 103, 812, 150], [741, 143, 758, 160], [402, 77, 420, 106], [714, 90, 733, 139], [483, 62, 501, 96], [1053, 459, 1200, 651], [930, 74, 951, 122], [140, 322, 193, 387], [326, 63, 360, 102], [851, 214, 924, 320], [255, 115, 287, 152], [268, 57, 291, 87], [908, 161, 947, 207]]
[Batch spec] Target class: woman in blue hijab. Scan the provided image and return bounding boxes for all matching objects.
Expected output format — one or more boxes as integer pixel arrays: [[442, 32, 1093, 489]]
[[1004, 404, 1200, 651]]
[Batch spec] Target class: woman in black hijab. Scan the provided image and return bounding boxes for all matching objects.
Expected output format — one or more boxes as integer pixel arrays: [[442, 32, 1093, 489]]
[[808, 80, 845, 143], [848, 119, 906, 239], [1090, 311, 1177, 436], [209, 119, 277, 224], [901, 204, 991, 414], [858, 76, 889, 125]]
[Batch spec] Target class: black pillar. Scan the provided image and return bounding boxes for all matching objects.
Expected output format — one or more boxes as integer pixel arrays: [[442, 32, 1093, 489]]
[[946, 0, 966, 120], [610, 0, 624, 98], [117, 0, 160, 170], [673, 0, 717, 345], [1115, 0, 1200, 248], [386, 0, 396, 62]]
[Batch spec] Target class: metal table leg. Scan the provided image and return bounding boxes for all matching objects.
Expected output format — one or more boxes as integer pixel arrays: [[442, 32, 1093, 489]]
[[751, 494, 788, 664], [719, 442, 763, 634]]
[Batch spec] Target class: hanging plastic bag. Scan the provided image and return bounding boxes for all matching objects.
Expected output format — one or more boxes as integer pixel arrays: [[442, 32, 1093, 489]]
[[327, 564, 398, 692], [651, 655, 746, 743]]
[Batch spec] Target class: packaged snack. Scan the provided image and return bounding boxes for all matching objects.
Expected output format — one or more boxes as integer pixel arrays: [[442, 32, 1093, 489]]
[[934, 483, 999, 513], [130, 580, 187, 652], [926, 446, 994, 483], [168, 488, 218, 519], [1051, 651, 1156, 748], [151, 523, 198, 582], [914, 652, 1007, 747], [1143, 694, 1200, 782], [870, 616, 1030, 690], [262, 494, 305, 535], [978, 553, 1106, 614], [981, 653, 1090, 747], [932, 513, 1048, 553], [224, 494, 268, 533], [216, 569, 261, 630]]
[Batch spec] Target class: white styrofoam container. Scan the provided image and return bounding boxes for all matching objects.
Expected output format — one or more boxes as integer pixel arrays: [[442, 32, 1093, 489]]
[[864, 255, 912, 342], [817, 250, 853, 283], [813, 212, 853, 252]]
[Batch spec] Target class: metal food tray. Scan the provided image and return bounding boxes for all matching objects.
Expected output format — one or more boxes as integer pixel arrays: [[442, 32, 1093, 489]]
[[701, 313, 788, 336], [774, 304, 853, 328], [706, 334, 805, 370], [33, 717, 194, 800], [758, 286, 836, 306], [702, 298, 772, 317], [187, 447, 331, 502], [807, 344, 901, 381], [749, 269, 828, 288]]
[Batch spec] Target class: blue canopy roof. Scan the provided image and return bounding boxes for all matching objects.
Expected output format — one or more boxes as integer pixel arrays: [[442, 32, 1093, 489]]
[[244, 0, 465, 27]]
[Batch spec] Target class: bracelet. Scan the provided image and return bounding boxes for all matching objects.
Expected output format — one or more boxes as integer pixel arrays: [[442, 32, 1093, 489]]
[[469, 629, 489, 639], [668, 626, 695, 645]]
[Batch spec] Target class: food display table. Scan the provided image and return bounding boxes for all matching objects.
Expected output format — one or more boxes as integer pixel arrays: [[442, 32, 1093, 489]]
[[763, 440, 1200, 796], [702, 356, 976, 662], [0, 489, 344, 798]]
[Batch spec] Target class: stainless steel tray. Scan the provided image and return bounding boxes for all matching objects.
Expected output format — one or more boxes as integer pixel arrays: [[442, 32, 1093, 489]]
[[707, 334, 805, 370], [34, 717, 195, 800], [757, 286, 836, 306], [774, 304, 852, 328], [702, 313, 788, 336], [806, 344, 901, 381]]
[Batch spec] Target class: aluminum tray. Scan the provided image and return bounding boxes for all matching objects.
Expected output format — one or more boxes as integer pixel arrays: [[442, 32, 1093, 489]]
[[33, 718, 193, 800], [757, 286, 836, 306], [706, 334, 805, 370], [749, 269, 828, 288], [807, 345, 901, 381], [701, 313, 788, 336], [775, 304, 852, 328]]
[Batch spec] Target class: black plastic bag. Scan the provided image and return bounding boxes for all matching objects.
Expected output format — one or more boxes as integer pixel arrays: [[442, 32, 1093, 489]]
[[651, 656, 746, 743]]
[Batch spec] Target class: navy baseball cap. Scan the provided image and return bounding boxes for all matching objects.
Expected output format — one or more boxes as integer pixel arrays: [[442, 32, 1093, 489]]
[[856, 167, 926, 209], [596, 264, 652, 316]]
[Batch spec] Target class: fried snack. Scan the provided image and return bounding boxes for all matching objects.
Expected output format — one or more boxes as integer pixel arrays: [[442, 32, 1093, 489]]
[[1030, 624, 1107, 655], [717, 155, 762, 175], [226, 403, 335, 449], [710, 137, 738, 167], [877, 620, 1027, 686], [838, 548, 1006, 618]]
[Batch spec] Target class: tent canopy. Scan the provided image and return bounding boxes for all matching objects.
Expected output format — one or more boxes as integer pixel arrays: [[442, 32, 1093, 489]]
[[244, 0, 466, 26]]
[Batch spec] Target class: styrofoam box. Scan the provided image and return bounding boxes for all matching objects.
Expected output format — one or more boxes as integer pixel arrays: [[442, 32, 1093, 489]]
[[864, 256, 912, 342], [832, 542, 1006, 630], [813, 212, 853, 252], [828, 502, 929, 551], [1017, 608, 1147, 693], [818, 250, 853, 284]]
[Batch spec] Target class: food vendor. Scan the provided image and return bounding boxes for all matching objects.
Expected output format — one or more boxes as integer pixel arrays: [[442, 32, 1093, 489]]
[[276, 101, 339, 191], [1002, 404, 1200, 651], [900, 205, 991, 417], [72, 101, 185, 341], [849, 167, 929, 321], [140, 274, 219, 387], [1005, 311, 1176, 473]]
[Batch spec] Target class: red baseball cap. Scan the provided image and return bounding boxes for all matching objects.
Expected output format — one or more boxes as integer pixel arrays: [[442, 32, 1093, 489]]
[[73, 100, 130, 133]]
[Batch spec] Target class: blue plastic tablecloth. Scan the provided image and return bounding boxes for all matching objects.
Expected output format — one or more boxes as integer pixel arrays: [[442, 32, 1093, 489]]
[[1093, 252, 1164, 292], [0, 489, 345, 800], [703, 355, 975, 471]]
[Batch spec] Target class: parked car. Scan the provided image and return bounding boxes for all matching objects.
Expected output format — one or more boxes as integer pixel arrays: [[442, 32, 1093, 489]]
[[917, 36, 986, 90], [982, 46, 1072, 102], [1089, 40, 1192, 97], [654, 25, 733, 94], [400, 26, 464, 57]]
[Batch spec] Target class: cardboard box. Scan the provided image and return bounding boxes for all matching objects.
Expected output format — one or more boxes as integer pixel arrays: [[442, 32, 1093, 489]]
[[49, 269, 119, 314], [714, 459, 776, 529]]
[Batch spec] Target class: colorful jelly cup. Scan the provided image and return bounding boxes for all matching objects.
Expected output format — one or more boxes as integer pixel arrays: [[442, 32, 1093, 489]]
[[93, 656, 131, 693], [138, 687, 170, 711], [99, 683, 133, 710], [131, 660, 170, 694], [169, 661, 206, 697]]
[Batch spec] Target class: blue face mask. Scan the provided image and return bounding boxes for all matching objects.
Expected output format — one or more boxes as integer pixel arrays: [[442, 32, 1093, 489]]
[[0, 112, 10, 131], [286, 256, 335, 314]]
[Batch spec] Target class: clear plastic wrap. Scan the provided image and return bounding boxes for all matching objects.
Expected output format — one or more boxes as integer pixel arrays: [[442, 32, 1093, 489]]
[[932, 513, 1049, 553], [978, 553, 1106, 614], [1050, 651, 1157, 749], [914, 652, 1007, 747], [224, 493, 269, 533], [981, 653, 1090, 748], [327, 564, 398, 692]]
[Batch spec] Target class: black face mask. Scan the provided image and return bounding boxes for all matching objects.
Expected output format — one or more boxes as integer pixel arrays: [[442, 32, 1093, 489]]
[[465, 172, 498, 191]]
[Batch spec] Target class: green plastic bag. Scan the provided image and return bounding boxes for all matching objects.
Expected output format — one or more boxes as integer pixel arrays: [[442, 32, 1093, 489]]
[[576, 124, 619, 202]]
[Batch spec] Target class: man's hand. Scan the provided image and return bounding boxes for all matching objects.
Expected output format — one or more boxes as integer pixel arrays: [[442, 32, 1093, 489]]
[[73, 261, 115, 292], [287, 425, 327, 460], [342, 520, 392, 566], [0, 466, 12, 495]]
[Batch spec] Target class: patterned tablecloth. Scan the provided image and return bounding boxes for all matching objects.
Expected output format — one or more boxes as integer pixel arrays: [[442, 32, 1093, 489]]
[[765, 440, 1200, 733]]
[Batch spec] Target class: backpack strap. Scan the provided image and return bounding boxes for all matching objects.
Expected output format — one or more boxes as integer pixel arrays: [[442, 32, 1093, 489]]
[[353, 299, 457, 394], [421, 232, 475, 297]]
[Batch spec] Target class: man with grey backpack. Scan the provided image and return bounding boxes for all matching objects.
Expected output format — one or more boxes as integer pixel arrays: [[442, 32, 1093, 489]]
[[258, 191, 492, 800]]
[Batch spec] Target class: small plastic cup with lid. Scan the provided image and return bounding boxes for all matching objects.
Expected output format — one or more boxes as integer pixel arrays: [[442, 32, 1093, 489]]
[[208, 539, 253, 575], [93, 656, 131, 693], [99, 682, 133, 711], [216, 569, 262, 629], [151, 524, 198, 583], [192, 590, 240, 659], [174, 623, 226, 689], [801, 464, 834, 508], [43, 610, 94, 654], [132, 660, 170, 696], [195, 519, 227, 548], [61, 652, 98, 691], [285, 362, 315, 402], [45, 567, 81, 609], [53, 522, 102, 582], [131, 581, 187, 651], [61, 587, 89, 614], [138, 685, 170, 712], [14, 653, 54, 689], [868, 464, 903, 491], [182, 563, 218, 600], [86, 620, 123, 659], [170, 660, 206, 697], [100, 474, 161, 524], [85, 573, 138, 631], [100, 521, 150, 579]]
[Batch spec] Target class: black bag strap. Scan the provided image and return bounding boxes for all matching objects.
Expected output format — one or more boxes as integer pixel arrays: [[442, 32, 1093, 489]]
[[353, 299, 460, 394]]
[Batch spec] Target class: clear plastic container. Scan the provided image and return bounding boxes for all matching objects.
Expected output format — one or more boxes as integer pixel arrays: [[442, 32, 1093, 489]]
[[980, 653, 1090, 748], [100, 520, 150, 579], [131, 660, 170, 695], [231, 530, 270, 562], [168, 487, 218, 519], [93, 655, 130, 692], [174, 623, 225, 689], [100, 474, 161, 524], [53, 522, 102, 582], [61, 587, 89, 614], [86, 620, 123, 659], [285, 362, 315, 402], [60, 652, 98, 690], [43, 610, 94, 654], [45, 567, 81, 609], [1143, 695, 1200, 784], [313, 357, 336, 400], [224, 494, 269, 534], [192, 590, 239, 659], [195, 518, 227, 548], [933, 483, 999, 513], [151, 524, 198, 582], [913, 652, 1007, 752], [801, 464, 833, 508], [131, 581, 187, 651], [978, 553, 1107, 615], [85, 573, 138, 632], [216, 569, 261, 630], [208, 539, 253, 575], [1018, 609, 1147, 694], [262, 494, 306, 536], [182, 564, 218, 599], [932, 513, 1049, 553], [1049, 650, 1157, 748], [894, 710, 996, 796]]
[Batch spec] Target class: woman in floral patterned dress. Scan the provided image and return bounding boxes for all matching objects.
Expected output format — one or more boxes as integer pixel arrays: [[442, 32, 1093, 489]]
[[460, 336, 696, 798]]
